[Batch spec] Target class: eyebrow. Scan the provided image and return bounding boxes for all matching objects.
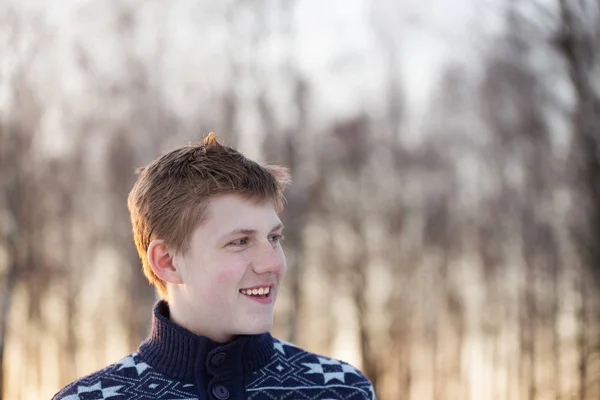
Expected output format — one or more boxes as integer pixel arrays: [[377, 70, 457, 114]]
[[227, 223, 284, 237]]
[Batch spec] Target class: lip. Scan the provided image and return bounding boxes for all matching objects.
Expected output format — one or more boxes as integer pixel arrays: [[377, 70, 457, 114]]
[[239, 284, 275, 305], [242, 294, 273, 304]]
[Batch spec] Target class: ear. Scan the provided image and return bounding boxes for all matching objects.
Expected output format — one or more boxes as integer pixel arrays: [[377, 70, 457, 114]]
[[147, 239, 183, 284]]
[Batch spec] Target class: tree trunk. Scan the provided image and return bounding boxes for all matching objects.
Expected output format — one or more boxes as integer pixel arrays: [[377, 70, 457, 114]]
[[556, 4, 600, 399], [0, 237, 18, 400], [577, 275, 587, 400]]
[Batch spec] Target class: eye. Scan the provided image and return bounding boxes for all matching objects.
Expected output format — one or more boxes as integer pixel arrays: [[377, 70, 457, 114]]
[[229, 237, 249, 247], [268, 234, 284, 244]]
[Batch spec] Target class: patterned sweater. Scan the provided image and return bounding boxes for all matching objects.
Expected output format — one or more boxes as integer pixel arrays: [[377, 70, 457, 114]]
[[52, 301, 375, 400]]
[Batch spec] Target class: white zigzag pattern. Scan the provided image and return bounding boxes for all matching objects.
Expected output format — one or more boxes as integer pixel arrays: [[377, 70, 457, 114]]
[[61, 382, 123, 400], [57, 342, 374, 400], [116, 354, 150, 376], [245, 339, 373, 400], [302, 356, 362, 384]]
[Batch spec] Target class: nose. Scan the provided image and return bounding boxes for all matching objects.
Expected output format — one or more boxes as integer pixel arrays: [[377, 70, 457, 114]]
[[252, 239, 285, 275]]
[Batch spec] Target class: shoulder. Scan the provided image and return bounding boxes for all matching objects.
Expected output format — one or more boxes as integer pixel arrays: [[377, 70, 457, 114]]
[[51, 353, 153, 400], [256, 337, 376, 399]]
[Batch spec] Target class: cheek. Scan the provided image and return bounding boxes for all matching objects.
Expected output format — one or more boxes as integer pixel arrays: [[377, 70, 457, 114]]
[[278, 248, 288, 276], [200, 267, 241, 307], [216, 267, 243, 285]]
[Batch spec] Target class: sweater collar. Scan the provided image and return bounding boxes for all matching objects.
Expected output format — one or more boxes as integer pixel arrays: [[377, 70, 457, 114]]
[[138, 300, 275, 382]]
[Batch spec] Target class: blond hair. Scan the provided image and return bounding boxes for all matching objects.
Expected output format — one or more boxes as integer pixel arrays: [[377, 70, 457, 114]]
[[127, 133, 291, 299]]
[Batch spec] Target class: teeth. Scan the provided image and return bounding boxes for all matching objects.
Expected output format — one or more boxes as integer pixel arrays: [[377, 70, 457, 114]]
[[241, 287, 271, 296]]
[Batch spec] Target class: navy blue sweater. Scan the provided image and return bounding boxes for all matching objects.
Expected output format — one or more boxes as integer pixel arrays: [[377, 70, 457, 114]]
[[52, 301, 375, 399]]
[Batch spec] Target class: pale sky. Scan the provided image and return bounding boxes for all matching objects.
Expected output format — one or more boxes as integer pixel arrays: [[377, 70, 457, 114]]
[[1, 0, 508, 154]]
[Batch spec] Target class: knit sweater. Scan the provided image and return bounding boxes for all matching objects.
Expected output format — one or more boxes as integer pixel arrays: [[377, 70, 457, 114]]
[[52, 301, 375, 400]]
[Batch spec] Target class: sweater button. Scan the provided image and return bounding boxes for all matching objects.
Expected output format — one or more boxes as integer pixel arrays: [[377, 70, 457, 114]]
[[211, 352, 227, 367], [212, 385, 230, 400]]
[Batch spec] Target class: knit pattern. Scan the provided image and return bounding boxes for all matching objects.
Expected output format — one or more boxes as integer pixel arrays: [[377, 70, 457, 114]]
[[52, 302, 375, 400], [247, 339, 374, 399], [53, 340, 374, 400]]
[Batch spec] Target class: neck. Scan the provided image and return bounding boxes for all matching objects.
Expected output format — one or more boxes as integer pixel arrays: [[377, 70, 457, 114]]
[[168, 295, 236, 343], [138, 300, 275, 384]]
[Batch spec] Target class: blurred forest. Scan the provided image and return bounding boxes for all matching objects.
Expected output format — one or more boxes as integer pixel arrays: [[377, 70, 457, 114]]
[[1, 0, 600, 399]]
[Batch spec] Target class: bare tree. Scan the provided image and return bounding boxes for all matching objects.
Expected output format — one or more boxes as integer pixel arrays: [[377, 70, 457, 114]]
[[555, 1, 600, 398]]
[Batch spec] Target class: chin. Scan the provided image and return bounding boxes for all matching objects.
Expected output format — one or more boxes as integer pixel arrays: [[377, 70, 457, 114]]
[[238, 319, 273, 335]]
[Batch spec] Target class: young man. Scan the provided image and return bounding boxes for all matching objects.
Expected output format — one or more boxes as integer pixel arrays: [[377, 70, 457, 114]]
[[53, 133, 375, 400]]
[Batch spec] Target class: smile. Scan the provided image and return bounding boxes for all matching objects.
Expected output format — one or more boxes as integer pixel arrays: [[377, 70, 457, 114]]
[[239, 285, 271, 296], [239, 285, 274, 304]]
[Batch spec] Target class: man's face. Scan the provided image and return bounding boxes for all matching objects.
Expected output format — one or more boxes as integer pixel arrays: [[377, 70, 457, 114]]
[[170, 194, 287, 341]]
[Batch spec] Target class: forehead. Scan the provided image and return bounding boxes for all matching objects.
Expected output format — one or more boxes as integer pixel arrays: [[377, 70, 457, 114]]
[[196, 194, 281, 236]]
